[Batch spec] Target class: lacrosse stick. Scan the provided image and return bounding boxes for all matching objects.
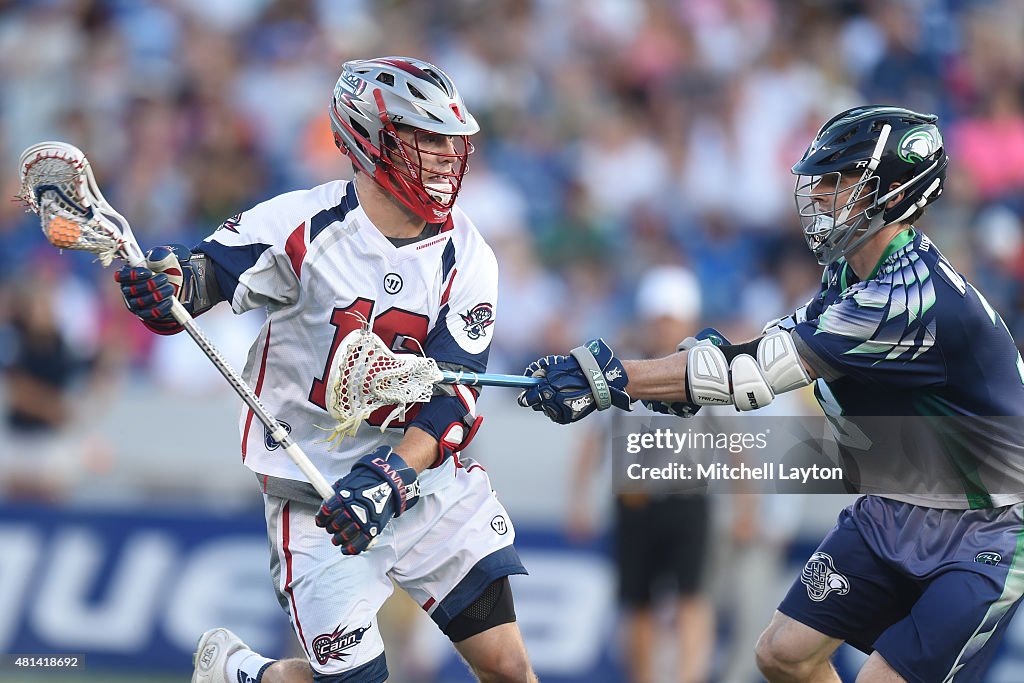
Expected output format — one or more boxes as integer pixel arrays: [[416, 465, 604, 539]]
[[17, 141, 334, 499], [322, 323, 540, 443]]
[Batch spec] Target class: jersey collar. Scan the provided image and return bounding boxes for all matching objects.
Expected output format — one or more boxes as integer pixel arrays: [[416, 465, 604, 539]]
[[867, 228, 917, 280]]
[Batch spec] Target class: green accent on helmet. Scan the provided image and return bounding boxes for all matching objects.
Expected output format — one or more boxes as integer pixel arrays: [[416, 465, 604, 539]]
[[897, 126, 942, 164]]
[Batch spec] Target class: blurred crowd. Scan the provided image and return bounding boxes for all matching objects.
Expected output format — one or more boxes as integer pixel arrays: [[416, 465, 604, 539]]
[[1, 0, 1023, 383]]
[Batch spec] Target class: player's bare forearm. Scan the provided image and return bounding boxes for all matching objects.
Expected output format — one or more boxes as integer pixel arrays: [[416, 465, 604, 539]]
[[623, 353, 690, 402], [395, 426, 441, 474]]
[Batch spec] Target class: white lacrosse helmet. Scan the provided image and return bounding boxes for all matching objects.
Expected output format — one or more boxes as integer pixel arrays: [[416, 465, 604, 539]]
[[329, 57, 479, 223]]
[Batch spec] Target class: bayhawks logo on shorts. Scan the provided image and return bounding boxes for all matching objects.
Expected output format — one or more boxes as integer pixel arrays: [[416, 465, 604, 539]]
[[461, 303, 494, 340], [976, 551, 1002, 566], [264, 420, 292, 451], [801, 552, 850, 602], [311, 623, 370, 666]]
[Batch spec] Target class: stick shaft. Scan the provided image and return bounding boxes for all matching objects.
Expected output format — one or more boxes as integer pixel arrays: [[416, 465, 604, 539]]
[[438, 370, 540, 389]]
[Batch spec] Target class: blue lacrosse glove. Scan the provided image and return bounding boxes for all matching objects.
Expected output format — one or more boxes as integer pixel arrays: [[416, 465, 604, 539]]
[[114, 245, 188, 334], [315, 446, 421, 555], [517, 338, 632, 424], [643, 327, 730, 418]]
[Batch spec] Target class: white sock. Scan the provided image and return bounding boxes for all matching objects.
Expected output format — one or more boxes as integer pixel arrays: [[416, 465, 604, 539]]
[[226, 649, 275, 683]]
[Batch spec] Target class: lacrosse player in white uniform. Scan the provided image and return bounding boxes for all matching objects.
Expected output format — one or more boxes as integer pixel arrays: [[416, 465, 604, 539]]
[[115, 57, 535, 683]]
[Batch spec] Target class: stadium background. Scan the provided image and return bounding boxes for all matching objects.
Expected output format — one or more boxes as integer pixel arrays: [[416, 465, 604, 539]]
[[1, 0, 1023, 681]]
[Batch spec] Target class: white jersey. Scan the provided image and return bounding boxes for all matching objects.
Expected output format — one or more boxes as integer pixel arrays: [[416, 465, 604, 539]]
[[196, 180, 498, 495]]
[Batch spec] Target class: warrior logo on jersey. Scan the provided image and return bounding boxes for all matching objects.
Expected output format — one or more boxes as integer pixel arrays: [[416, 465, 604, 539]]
[[312, 623, 371, 666], [461, 303, 494, 339], [383, 272, 403, 294], [264, 420, 292, 451], [218, 213, 242, 234], [801, 552, 850, 602]]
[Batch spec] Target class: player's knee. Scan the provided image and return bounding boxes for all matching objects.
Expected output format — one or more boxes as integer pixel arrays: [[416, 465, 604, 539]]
[[264, 658, 314, 682], [470, 646, 534, 683], [755, 627, 819, 682]]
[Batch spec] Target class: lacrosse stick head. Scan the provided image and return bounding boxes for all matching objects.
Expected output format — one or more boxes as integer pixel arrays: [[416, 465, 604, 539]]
[[323, 323, 442, 445], [16, 141, 144, 267]]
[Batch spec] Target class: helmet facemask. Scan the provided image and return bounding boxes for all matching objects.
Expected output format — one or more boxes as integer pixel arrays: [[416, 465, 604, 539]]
[[795, 171, 884, 265], [377, 119, 474, 222]]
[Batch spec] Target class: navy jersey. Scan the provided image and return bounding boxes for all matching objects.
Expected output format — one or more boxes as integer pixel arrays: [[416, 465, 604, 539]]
[[791, 229, 1024, 508]]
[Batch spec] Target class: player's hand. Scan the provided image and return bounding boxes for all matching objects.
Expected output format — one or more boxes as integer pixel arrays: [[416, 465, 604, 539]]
[[644, 328, 731, 418], [517, 339, 631, 424], [114, 245, 187, 333], [315, 446, 421, 555]]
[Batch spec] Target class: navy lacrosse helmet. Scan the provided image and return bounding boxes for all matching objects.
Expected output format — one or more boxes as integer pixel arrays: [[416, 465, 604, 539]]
[[792, 106, 948, 265]]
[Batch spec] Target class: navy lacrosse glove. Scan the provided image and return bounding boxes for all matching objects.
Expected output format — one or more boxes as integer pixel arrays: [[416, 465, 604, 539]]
[[315, 446, 421, 555], [643, 327, 730, 418], [517, 338, 631, 424], [114, 245, 188, 334]]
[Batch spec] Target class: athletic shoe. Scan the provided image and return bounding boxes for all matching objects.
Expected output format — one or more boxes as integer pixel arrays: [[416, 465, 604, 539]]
[[192, 627, 249, 683]]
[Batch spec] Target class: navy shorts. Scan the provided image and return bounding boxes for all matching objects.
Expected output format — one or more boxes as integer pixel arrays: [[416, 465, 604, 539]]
[[778, 495, 1024, 683]]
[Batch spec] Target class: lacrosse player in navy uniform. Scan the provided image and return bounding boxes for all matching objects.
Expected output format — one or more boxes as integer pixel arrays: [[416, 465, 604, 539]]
[[116, 57, 535, 683], [519, 106, 1024, 682]]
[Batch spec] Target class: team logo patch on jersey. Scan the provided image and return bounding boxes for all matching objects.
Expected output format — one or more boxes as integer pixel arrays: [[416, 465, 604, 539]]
[[218, 213, 242, 233], [800, 552, 850, 602], [264, 420, 292, 451], [383, 272, 404, 294], [311, 623, 371, 666], [461, 303, 494, 339], [976, 551, 1002, 566]]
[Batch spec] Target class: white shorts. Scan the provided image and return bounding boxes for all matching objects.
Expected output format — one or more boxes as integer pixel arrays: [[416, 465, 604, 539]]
[[264, 460, 525, 681]]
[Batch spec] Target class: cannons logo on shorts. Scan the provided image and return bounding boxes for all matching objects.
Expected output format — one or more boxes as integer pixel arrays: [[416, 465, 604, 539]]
[[800, 552, 850, 602], [312, 623, 371, 666]]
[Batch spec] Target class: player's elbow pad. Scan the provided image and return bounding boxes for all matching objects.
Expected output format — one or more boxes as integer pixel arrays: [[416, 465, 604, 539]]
[[685, 330, 811, 412]]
